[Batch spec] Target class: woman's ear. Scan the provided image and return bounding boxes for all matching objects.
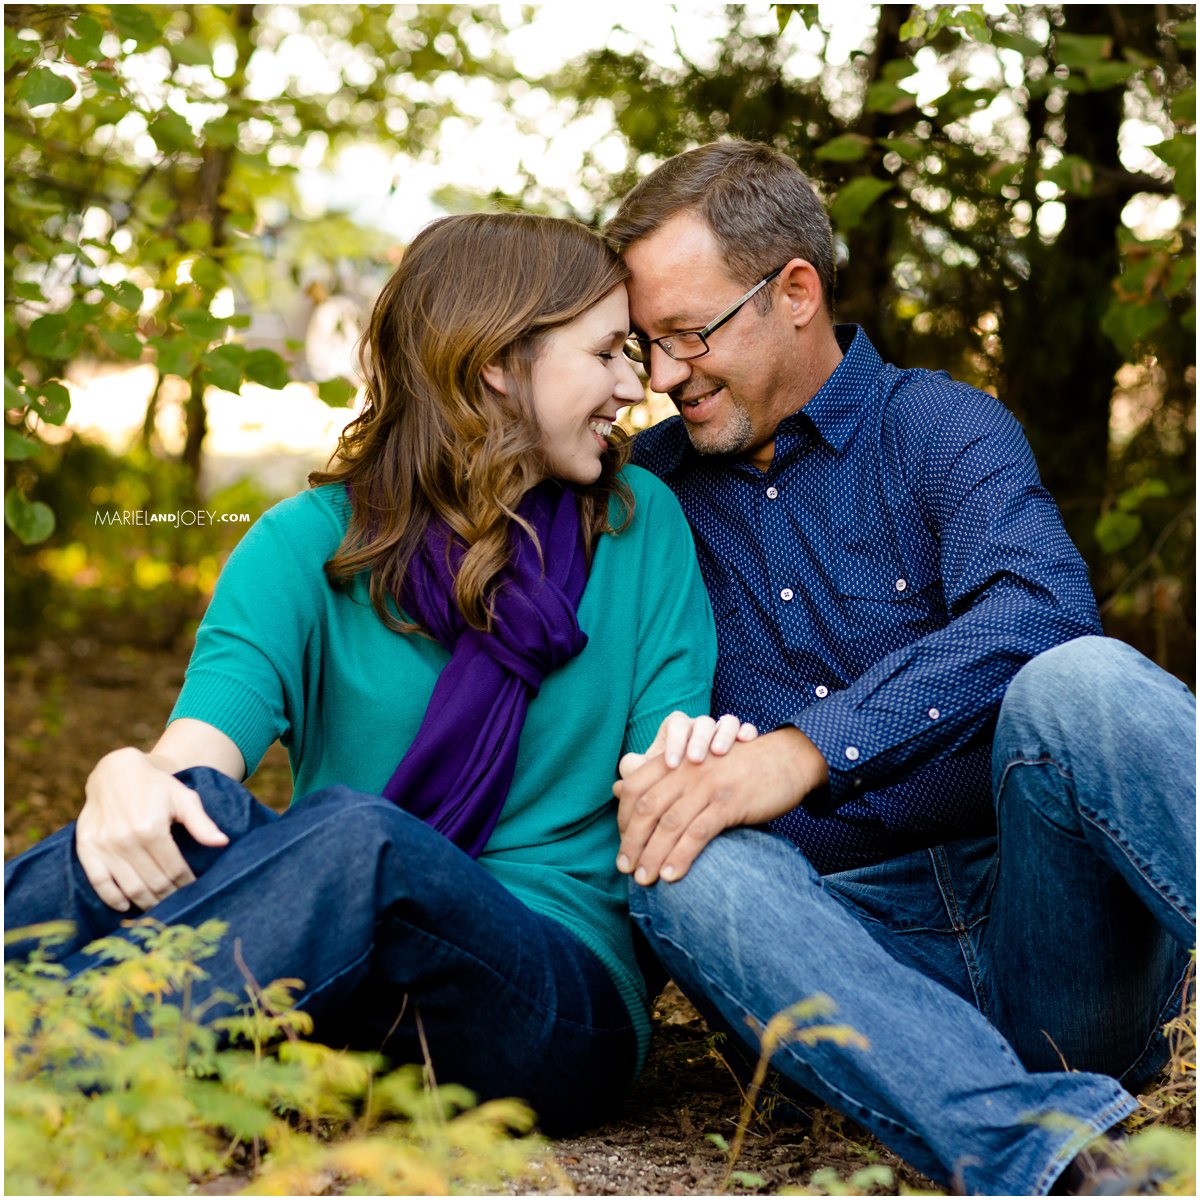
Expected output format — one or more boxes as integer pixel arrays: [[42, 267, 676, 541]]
[[481, 359, 508, 396]]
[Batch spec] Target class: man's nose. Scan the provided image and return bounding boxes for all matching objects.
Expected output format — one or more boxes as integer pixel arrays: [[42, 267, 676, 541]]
[[649, 345, 691, 396]]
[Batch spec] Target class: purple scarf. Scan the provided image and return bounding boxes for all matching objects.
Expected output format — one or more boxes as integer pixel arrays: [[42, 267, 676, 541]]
[[380, 482, 589, 857]]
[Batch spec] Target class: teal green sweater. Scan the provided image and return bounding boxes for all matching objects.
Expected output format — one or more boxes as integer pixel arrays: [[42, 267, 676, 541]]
[[170, 466, 717, 1076]]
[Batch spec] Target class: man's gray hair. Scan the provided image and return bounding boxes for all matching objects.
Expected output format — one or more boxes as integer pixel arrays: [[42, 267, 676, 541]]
[[604, 140, 835, 317]]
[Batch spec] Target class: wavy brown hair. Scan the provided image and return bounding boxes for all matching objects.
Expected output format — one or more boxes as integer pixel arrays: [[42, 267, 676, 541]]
[[308, 212, 635, 634]]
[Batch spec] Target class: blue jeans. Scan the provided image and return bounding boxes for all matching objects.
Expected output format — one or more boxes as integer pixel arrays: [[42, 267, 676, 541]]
[[630, 637, 1195, 1195], [4, 770, 637, 1134]]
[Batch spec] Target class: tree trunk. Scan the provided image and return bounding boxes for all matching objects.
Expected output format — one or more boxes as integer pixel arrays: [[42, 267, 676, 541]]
[[999, 5, 1153, 565]]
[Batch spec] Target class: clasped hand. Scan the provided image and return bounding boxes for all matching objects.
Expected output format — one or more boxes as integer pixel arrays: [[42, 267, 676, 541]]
[[613, 712, 829, 886]]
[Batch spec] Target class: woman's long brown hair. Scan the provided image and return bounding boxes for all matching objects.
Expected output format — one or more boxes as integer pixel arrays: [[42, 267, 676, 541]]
[[308, 212, 636, 635]]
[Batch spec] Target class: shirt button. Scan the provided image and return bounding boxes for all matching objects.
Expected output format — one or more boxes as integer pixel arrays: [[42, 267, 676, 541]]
[[895, 578, 907, 592], [780, 587, 794, 601], [928, 707, 940, 720], [766, 486, 779, 499], [844, 746, 860, 761], [815, 685, 829, 698]]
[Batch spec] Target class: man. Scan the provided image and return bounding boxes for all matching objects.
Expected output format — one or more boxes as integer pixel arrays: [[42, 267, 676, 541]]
[[608, 140, 1195, 1196]]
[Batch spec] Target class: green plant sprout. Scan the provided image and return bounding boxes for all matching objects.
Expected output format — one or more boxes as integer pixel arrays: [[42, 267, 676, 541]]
[[715, 993, 870, 1194]]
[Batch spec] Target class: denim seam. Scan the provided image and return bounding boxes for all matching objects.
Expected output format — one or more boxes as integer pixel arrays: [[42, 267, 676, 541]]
[[1033, 1093, 1140, 1195], [1077, 806, 1196, 926], [929, 845, 991, 1020], [636, 918, 929, 1149]]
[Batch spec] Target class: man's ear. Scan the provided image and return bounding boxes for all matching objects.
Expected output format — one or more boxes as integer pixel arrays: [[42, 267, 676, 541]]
[[777, 259, 825, 330], [481, 358, 508, 396]]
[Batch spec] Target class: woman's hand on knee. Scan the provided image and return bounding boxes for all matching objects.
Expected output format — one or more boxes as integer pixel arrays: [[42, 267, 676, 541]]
[[619, 712, 758, 779], [77, 747, 228, 913]]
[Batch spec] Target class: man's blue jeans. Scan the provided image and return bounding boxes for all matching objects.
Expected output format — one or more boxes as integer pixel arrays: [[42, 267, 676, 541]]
[[4, 772, 637, 1134], [630, 637, 1195, 1195]]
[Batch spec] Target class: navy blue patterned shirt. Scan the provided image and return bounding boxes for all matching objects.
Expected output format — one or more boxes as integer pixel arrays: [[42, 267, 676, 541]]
[[631, 325, 1101, 874]]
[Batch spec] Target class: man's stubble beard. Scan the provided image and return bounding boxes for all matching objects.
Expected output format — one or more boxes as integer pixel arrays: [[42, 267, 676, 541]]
[[682, 391, 755, 456]]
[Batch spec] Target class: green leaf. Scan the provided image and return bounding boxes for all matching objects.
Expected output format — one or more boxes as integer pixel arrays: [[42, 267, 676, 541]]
[[4, 427, 39, 460], [1099, 295, 1170, 359], [992, 30, 1044, 57], [19, 67, 77, 109], [954, 10, 991, 43], [829, 177, 894, 230], [108, 5, 163, 48], [99, 281, 143, 312], [12, 281, 44, 302], [730, 1172, 766, 1189], [1040, 154, 1094, 197], [151, 336, 197, 378], [171, 36, 214, 67], [33, 382, 71, 426], [5, 29, 38, 73], [149, 111, 194, 152], [317, 377, 356, 407], [178, 220, 213, 250], [74, 14, 105, 50], [26, 313, 71, 357], [66, 36, 102, 64], [189, 258, 226, 293], [1054, 33, 1112, 67], [1171, 87, 1196, 125], [1173, 22, 1196, 50], [1117, 478, 1170, 512], [1181, 307, 1196, 334], [777, 5, 793, 33], [1094, 510, 1142, 554], [882, 136, 924, 161], [5, 374, 29, 411], [89, 69, 124, 96], [864, 80, 915, 115], [1085, 62, 1139, 90], [101, 329, 143, 360], [242, 349, 291, 391], [175, 309, 226, 342], [1153, 135, 1197, 200], [881, 59, 917, 82], [982, 160, 1021, 194], [815, 134, 872, 162], [1164, 255, 1195, 297], [5, 487, 55, 545], [200, 344, 247, 393], [205, 115, 242, 147], [706, 1133, 729, 1152], [899, 13, 928, 42]]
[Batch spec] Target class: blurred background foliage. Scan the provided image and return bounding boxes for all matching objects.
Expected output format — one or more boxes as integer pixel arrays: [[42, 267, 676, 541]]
[[4, 2, 1196, 684]]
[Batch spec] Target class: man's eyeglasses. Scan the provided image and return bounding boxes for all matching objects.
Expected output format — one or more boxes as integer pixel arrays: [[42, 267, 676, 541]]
[[623, 264, 787, 364]]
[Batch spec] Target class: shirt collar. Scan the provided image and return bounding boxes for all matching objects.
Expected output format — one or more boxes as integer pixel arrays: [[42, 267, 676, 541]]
[[657, 323, 883, 477], [778, 324, 883, 454]]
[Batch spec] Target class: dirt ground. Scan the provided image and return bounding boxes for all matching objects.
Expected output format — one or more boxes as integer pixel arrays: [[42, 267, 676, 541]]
[[5, 635, 1187, 1196]]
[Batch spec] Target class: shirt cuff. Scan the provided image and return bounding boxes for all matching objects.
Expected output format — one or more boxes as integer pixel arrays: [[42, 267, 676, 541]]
[[786, 701, 879, 817]]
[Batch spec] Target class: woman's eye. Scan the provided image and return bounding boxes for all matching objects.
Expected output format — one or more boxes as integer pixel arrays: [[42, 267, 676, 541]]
[[597, 352, 615, 362]]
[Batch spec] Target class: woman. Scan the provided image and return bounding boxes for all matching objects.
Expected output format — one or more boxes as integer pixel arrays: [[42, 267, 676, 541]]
[[4, 213, 753, 1133]]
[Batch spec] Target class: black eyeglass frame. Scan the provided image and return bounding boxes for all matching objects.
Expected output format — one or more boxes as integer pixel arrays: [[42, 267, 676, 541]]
[[623, 263, 788, 364]]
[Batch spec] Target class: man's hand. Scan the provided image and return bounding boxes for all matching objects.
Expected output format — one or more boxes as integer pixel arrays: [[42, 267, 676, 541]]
[[614, 726, 829, 886]]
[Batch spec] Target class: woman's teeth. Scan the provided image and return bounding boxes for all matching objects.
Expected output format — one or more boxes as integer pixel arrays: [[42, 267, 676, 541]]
[[588, 419, 613, 438]]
